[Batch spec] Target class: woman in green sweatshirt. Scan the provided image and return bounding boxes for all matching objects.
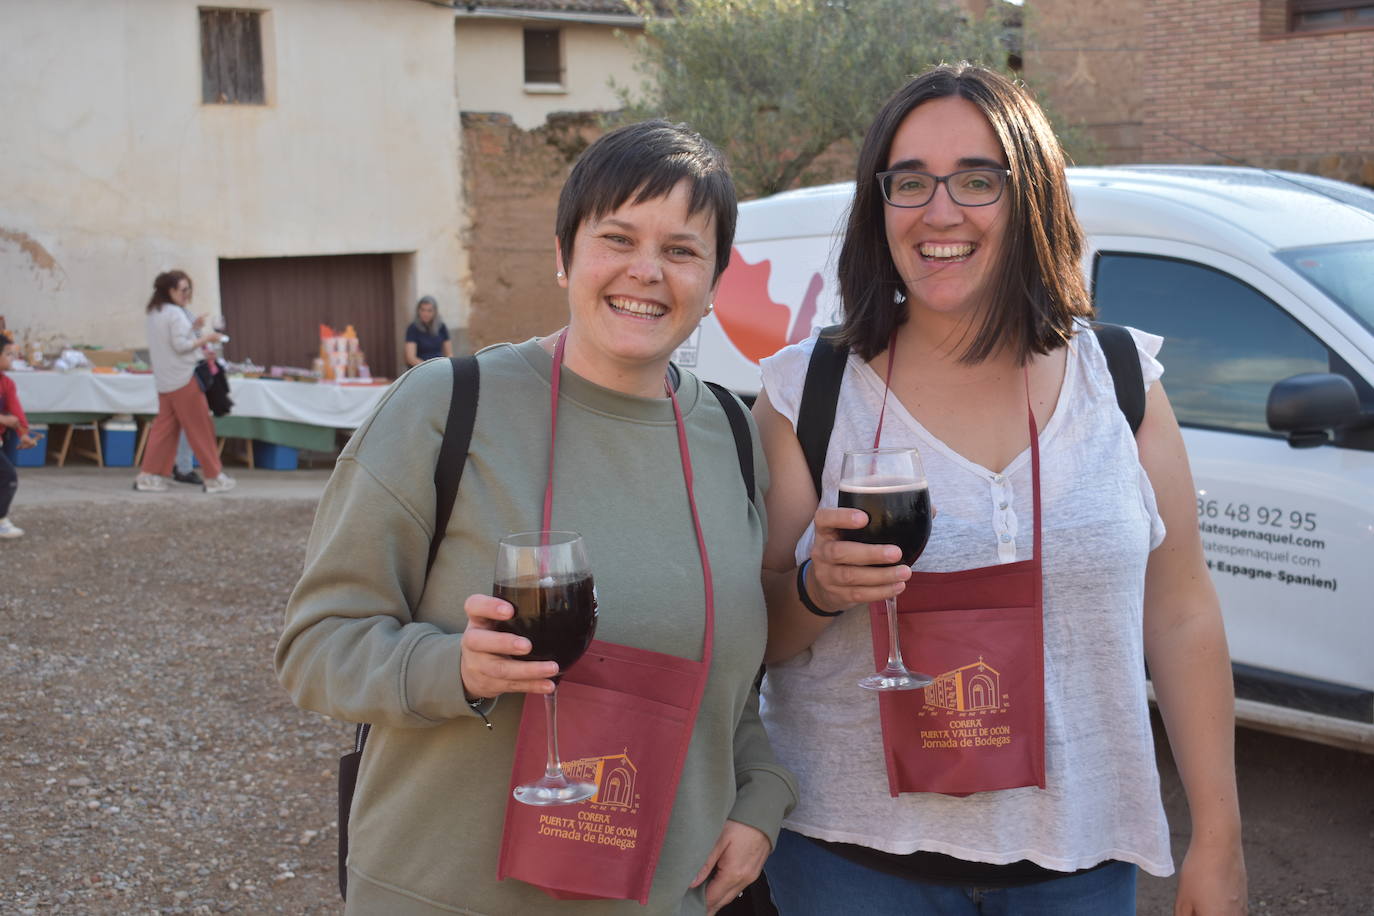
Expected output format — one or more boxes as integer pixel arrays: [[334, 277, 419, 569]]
[[276, 120, 797, 915]]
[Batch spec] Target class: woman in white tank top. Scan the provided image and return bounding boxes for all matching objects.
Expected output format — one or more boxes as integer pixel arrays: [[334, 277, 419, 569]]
[[751, 63, 1246, 915]]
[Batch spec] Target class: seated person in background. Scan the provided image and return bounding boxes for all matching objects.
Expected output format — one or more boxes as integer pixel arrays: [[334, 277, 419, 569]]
[[403, 295, 452, 366]]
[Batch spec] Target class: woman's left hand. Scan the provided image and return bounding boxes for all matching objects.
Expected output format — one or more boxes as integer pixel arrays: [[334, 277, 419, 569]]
[[1174, 839, 1248, 915], [18, 432, 40, 449], [690, 819, 771, 915]]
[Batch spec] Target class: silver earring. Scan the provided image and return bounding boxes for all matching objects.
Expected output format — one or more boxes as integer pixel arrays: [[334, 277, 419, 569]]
[[705, 302, 714, 315], [556, 270, 565, 280]]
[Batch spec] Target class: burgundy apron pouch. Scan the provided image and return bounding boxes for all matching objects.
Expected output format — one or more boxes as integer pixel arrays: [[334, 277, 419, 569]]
[[904, 559, 1038, 612], [872, 602, 1046, 797], [864, 349, 1048, 798], [569, 639, 700, 710], [498, 676, 695, 903]]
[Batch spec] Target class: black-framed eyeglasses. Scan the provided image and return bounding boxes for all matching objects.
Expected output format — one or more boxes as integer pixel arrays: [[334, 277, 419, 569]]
[[876, 168, 1011, 208]]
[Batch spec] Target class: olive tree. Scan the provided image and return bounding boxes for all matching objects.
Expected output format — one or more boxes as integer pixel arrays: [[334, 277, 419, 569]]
[[615, 0, 1011, 199]]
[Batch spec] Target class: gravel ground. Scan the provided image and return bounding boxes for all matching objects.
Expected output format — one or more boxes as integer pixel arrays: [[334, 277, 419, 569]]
[[2, 494, 1370, 915], [1, 499, 345, 914]]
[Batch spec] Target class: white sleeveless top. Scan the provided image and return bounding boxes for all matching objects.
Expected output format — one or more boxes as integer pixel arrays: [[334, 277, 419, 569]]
[[758, 323, 1174, 876]]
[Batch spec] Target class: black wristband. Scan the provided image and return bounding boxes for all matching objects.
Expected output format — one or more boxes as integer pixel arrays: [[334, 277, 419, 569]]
[[796, 559, 844, 617]]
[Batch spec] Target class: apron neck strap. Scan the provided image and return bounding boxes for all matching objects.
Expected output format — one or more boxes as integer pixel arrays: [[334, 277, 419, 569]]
[[872, 329, 899, 448], [1024, 365, 1042, 563], [544, 332, 569, 532], [546, 330, 715, 664]]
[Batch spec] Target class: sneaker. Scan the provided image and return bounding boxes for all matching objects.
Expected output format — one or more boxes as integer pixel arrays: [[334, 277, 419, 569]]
[[172, 469, 204, 486], [133, 473, 168, 492], [203, 473, 237, 494], [0, 517, 23, 539]]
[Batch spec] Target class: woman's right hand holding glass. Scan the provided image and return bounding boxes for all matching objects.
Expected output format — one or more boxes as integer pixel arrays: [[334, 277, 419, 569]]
[[806, 507, 911, 611], [459, 593, 559, 699]]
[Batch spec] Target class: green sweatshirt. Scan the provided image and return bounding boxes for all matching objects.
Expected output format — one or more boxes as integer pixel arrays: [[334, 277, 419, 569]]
[[276, 340, 798, 915]]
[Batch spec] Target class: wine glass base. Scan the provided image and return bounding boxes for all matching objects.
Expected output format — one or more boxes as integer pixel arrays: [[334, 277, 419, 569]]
[[512, 778, 597, 807], [858, 670, 933, 692]]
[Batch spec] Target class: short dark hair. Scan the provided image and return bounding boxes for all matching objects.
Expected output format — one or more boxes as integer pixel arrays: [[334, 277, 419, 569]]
[[147, 270, 192, 313], [837, 63, 1092, 364], [0, 330, 13, 349], [556, 120, 737, 281]]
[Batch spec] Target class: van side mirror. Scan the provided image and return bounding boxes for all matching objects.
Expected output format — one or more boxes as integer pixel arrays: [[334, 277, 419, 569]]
[[1266, 373, 1362, 448]]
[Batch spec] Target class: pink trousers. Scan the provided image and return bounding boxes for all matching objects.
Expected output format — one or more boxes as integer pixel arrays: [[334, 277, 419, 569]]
[[139, 380, 223, 478]]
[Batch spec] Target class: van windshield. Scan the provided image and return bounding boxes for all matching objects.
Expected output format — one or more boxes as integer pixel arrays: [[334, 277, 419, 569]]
[[1277, 240, 1374, 335]]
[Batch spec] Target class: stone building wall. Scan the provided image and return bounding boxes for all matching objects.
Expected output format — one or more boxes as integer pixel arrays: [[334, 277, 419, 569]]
[[460, 112, 603, 350], [459, 113, 856, 351]]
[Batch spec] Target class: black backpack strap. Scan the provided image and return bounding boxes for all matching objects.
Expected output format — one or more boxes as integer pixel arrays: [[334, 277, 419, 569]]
[[1091, 323, 1146, 436], [796, 325, 848, 499], [704, 380, 755, 506], [341, 355, 480, 901], [427, 355, 480, 574]]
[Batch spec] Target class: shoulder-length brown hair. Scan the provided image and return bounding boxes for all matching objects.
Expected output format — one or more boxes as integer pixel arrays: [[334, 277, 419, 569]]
[[146, 270, 191, 313], [836, 63, 1092, 364]]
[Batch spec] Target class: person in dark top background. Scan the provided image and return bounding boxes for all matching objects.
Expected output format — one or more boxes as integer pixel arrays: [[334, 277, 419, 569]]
[[403, 295, 452, 366]]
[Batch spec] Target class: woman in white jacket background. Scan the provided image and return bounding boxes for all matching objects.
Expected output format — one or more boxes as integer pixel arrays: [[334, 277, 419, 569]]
[[133, 269, 235, 494]]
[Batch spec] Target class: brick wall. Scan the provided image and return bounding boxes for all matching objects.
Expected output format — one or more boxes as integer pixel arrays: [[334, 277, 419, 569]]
[[459, 113, 855, 349], [1022, 0, 1145, 164], [1025, 0, 1374, 186], [460, 111, 605, 351], [1144, 0, 1374, 186]]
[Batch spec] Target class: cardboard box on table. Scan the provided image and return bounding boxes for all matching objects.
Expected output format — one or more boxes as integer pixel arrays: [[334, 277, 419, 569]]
[[84, 349, 137, 369]]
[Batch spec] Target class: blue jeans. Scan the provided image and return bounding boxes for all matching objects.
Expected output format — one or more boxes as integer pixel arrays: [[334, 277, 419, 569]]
[[175, 431, 194, 474], [765, 829, 1137, 916]]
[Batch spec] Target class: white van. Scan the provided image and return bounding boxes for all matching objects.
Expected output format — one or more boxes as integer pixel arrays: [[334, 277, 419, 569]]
[[678, 166, 1374, 752]]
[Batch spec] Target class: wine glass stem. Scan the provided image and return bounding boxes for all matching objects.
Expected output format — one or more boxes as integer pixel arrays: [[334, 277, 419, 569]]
[[543, 687, 568, 781], [884, 596, 908, 673]]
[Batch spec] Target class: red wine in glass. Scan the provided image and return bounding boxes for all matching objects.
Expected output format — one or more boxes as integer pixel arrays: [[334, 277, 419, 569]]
[[493, 530, 599, 805], [492, 572, 597, 684], [838, 480, 932, 568], [838, 448, 934, 692]]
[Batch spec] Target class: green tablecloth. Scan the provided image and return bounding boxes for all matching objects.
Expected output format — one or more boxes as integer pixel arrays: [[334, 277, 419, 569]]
[[26, 412, 107, 425], [27, 412, 339, 452], [212, 416, 337, 452]]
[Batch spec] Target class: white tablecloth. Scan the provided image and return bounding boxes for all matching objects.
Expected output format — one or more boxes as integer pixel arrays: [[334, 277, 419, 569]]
[[12, 371, 388, 429]]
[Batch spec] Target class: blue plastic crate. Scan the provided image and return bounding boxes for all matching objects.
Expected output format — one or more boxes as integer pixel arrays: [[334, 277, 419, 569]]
[[100, 421, 137, 467], [252, 441, 299, 470], [14, 424, 48, 467]]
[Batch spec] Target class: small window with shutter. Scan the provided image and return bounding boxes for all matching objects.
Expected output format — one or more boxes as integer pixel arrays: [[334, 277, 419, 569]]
[[523, 28, 563, 86], [200, 8, 267, 105]]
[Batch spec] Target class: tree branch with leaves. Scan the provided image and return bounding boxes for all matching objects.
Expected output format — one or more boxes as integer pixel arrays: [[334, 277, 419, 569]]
[[614, 0, 1010, 199]]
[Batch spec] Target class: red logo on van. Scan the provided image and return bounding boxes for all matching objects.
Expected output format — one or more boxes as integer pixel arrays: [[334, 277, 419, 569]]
[[713, 248, 823, 364]]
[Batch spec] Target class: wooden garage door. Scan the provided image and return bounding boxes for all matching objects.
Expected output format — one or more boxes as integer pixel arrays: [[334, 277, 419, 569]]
[[217, 254, 396, 381]]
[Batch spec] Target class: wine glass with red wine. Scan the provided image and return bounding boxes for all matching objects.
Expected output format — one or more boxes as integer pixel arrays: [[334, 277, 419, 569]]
[[839, 448, 934, 692], [493, 530, 599, 805]]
